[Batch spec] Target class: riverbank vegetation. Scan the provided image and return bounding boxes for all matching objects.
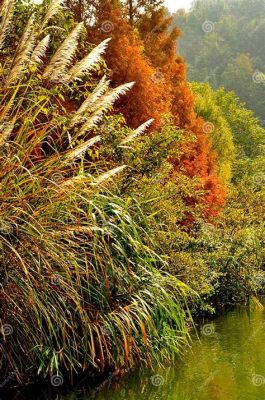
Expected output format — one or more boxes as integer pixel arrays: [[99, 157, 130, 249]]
[[0, 0, 264, 388]]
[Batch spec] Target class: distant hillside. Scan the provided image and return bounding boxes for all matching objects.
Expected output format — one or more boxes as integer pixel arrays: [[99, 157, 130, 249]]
[[173, 0, 265, 123]]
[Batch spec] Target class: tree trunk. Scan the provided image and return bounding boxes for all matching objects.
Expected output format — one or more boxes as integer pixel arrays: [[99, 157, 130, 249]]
[[128, 0, 133, 24]]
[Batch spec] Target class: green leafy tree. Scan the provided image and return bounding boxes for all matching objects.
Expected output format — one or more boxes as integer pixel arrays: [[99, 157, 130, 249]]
[[191, 82, 235, 183], [215, 87, 265, 160]]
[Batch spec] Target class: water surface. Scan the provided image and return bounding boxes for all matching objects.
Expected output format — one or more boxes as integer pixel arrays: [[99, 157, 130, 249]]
[[12, 307, 265, 399], [91, 307, 265, 400]]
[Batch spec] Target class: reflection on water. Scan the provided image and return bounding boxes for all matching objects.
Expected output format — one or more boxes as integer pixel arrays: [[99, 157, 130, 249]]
[[8, 307, 265, 400], [92, 308, 265, 400]]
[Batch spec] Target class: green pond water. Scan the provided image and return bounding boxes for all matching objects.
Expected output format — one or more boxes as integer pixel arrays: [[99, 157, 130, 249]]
[[12, 306, 265, 400], [87, 310, 265, 400], [82, 307, 265, 400]]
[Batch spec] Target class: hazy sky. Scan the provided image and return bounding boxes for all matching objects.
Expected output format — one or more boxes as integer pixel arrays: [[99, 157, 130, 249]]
[[164, 0, 193, 12]]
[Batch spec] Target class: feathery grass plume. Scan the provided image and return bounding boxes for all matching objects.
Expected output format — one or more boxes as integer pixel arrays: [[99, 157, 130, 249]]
[[42, 0, 66, 27], [73, 112, 104, 138], [91, 165, 127, 185], [120, 118, 154, 145], [6, 14, 36, 84], [93, 82, 135, 110], [70, 75, 111, 127], [31, 34, 50, 65], [43, 22, 84, 82], [0, 121, 14, 146], [15, 14, 35, 56], [68, 38, 111, 82], [77, 82, 135, 137], [64, 135, 101, 162], [7, 33, 35, 84], [0, 0, 15, 50]]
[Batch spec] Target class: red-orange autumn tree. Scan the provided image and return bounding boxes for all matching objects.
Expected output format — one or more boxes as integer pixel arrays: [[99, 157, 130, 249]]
[[68, 0, 225, 217], [85, 0, 171, 128], [138, 8, 226, 216], [138, 8, 195, 128]]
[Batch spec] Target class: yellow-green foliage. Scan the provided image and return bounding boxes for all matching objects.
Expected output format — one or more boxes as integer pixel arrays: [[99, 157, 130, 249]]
[[191, 82, 236, 183], [99, 109, 265, 316]]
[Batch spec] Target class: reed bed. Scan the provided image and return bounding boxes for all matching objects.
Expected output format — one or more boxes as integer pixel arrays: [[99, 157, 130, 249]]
[[0, 0, 190, 385]]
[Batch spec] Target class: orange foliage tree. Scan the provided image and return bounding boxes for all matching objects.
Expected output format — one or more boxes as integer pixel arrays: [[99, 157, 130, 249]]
[[138, 8, 226, 216], [68, 0, 226, 217], [85, 0, 171, 128]]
